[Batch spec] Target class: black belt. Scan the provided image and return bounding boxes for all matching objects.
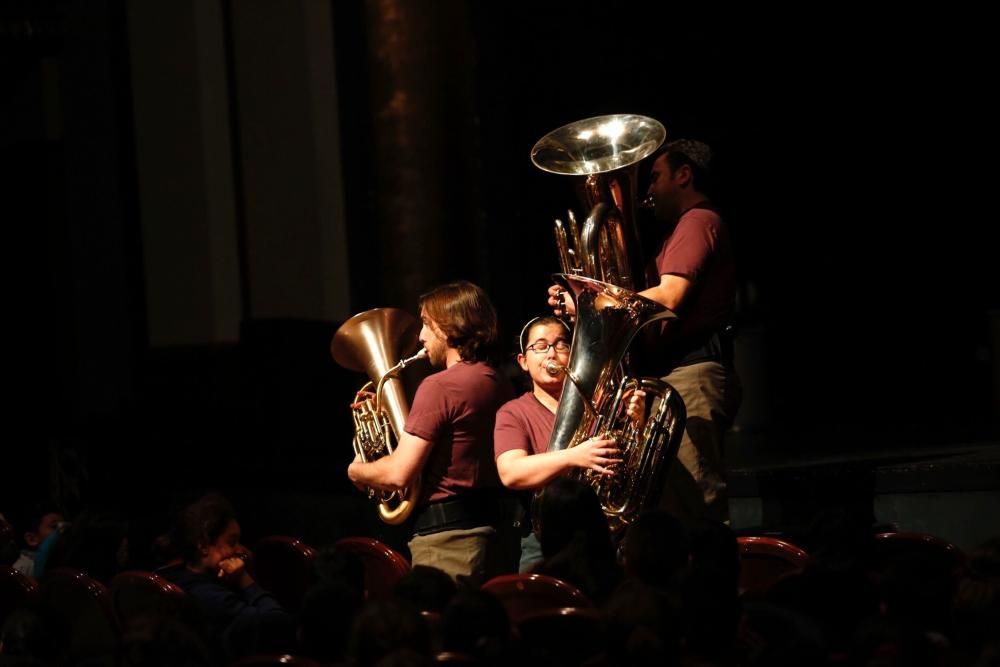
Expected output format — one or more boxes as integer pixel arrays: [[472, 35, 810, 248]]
[[412, 495, 492, 536], [674, 325, 735, 368]]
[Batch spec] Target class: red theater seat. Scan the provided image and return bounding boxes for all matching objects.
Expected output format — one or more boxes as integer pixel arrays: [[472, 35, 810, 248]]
[[253, 536, 317, 612], [0, 565, 39, 625], [41, 568, 116, 660], [874, 531, 966, 575], [481, 573, 592, 623], [334, 537, 411, 601], [110, 570, 189, 629], [737, 536, 810, 595], [516, 606, 608, 665]]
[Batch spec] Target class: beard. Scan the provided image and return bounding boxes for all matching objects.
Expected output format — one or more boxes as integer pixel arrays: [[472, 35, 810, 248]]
[[425, 340, 447, 368]]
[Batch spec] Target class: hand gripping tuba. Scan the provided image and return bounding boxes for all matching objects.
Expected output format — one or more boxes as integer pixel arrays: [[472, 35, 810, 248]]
[[541, 275, 687, 534], [331, 308, 427, 525]]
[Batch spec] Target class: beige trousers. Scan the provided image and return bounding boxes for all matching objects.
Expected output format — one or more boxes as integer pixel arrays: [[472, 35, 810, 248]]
[[658, 360, 741, 526], [408, 526, 496, 588]]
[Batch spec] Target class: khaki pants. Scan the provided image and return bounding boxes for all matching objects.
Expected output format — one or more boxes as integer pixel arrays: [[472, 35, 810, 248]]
[[658, 360, 741, 526], [408, 526, 496, 588]]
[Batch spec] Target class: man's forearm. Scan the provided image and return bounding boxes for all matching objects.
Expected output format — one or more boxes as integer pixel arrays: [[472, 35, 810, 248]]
[[499, 450, 574, 490], [348, 432, 430, 491], [348, 456, 411, 491]]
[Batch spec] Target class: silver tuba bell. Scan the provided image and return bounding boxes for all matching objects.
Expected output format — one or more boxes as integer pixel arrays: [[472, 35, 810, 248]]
[[331, 308, 428, 525], [531, 114, 666, 290]]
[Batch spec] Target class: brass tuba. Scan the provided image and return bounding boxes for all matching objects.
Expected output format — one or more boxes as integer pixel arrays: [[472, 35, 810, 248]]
[[331, 308, 427, 525], [531, 115, 686, 532], [544, 274, 686, 533]]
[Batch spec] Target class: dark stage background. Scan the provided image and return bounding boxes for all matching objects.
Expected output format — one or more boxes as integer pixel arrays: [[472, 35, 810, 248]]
[[3, 0, 998, 555]]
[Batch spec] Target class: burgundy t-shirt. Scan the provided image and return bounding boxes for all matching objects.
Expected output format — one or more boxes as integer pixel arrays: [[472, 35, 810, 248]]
[[404, 361, 514, 504], [653, 205, 736, 343], [494, 392, 555, 459]]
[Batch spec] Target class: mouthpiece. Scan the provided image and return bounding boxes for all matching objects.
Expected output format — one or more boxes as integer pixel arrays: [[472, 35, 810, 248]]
[[545, 361, 564, 377], [402, 348, 428, 366]]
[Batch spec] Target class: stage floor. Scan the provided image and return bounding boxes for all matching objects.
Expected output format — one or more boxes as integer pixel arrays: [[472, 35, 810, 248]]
[[727, 436, 1000, 552]]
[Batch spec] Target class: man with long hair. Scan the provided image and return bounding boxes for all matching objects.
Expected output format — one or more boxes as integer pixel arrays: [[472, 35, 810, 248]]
[[348, 280, 514, 585]]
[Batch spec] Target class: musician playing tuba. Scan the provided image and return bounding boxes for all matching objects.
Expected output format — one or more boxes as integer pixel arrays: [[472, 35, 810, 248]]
[[493, 316, 623, 572], [532, 115, 686, 534], [346, 281, 514, 586], [548, 139, 741, 528]]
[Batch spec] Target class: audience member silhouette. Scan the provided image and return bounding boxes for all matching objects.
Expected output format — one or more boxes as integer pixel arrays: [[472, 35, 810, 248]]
[[161, 493, 294, 661], [621, 510, 689, 591], [45, 506, 130, 584], [604, 577, 682, 667], [440, 589, 511, 665], [297, 544, 367, 664], [679, 521, 741, 665], [349, 599, 432, 667], [117, 613, 215, 667], [0, 606, 71, 666], [394, 564, 458, 612], [533, 477, 621, 604], [10, 502, 64, 578]]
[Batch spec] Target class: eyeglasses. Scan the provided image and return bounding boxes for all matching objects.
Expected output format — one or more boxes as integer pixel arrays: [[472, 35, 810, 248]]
[[525, 340, 570, 354], [519, 316, 572, 353]]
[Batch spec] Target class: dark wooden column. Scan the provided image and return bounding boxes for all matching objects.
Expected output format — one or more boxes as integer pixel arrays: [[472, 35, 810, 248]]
[[363, 0, 481, 308]]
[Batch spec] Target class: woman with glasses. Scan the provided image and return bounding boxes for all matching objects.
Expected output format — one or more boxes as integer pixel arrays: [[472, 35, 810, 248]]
[[493, 316, 621, 571]]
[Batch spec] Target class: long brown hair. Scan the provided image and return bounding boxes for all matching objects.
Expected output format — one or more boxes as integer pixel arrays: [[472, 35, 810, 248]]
[[418, 281, 499, 364]]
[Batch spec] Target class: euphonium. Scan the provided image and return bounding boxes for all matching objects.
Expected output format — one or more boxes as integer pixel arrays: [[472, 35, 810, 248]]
[[331, 308, 427, 525], [542, 274, 687, 533]]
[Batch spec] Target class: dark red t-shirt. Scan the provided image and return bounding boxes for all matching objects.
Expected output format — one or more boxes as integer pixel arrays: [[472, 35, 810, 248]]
[[404, 361, 513, 504], [653, 206, 736, 344], [494, 392, 555, 459]]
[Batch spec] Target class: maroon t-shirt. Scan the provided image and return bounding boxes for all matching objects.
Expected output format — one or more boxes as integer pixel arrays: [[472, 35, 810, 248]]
[[653, 205, 736, 344], [404, 361, 514, 505], [494, 392, 556, 459]]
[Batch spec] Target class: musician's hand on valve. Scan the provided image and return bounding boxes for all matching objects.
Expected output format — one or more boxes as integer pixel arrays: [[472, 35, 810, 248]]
[[547, 284, 576, 319], [625, 389, 647, 426], [570, 435, 621, 475]]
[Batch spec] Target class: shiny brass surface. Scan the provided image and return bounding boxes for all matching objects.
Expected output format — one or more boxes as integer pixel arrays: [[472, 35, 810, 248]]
[[540, 274, 686, 533], [332, 308, 427, 524], [532, 114, 666, 290], [530, 115, 666, 177], [531, 116, 684, 532]]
